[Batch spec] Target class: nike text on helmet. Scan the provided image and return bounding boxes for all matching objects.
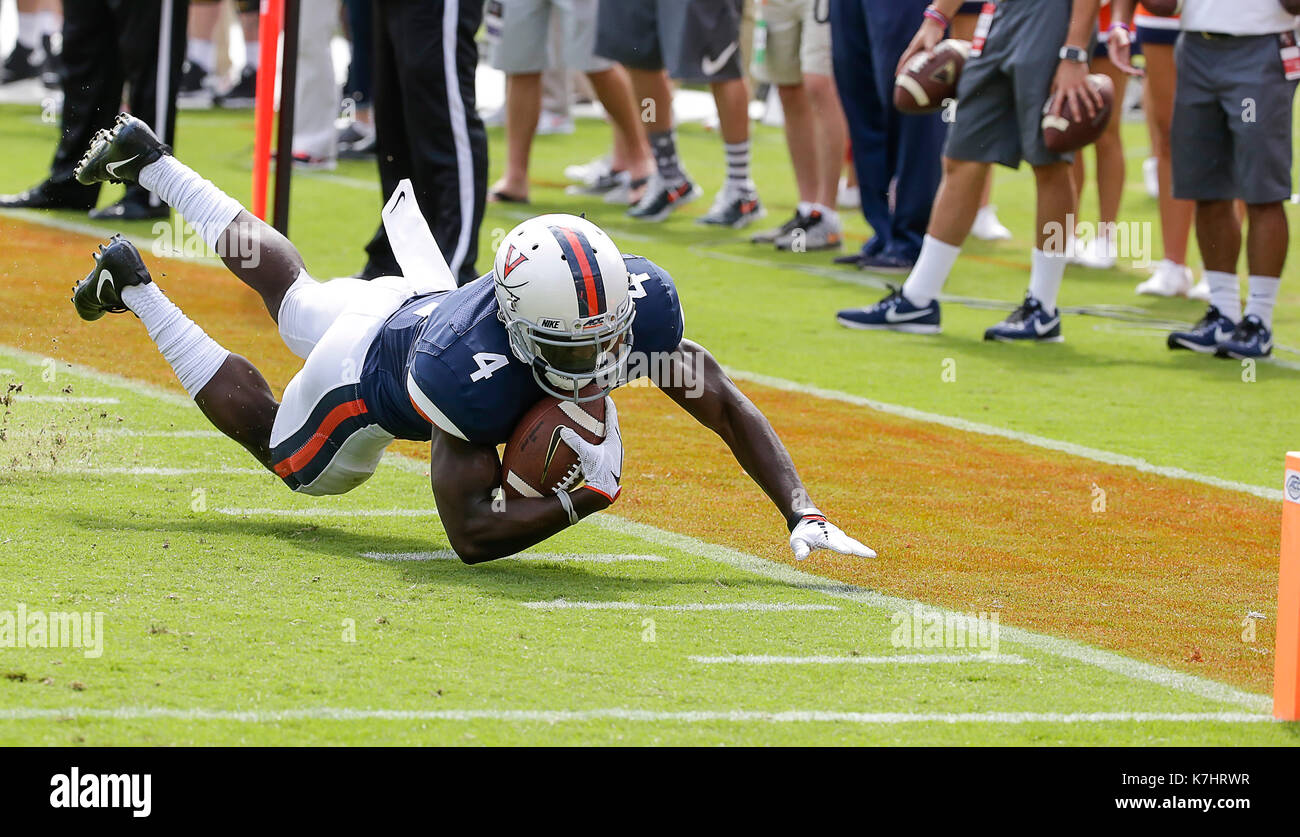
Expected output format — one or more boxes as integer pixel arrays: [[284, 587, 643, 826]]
[[493, 213, 636, 402]]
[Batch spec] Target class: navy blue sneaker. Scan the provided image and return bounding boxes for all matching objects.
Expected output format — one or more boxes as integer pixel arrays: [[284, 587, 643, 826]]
[[983, 294, 1062, 342], [836, 288, 941, 334], [1167, 305, 1236, 354], [1214, 314, 1272, 359]]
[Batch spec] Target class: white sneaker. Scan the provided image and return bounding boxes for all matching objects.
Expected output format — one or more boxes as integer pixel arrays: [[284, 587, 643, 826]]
[[1187, 276, 1211, 302], [537, 111, 575, 136], [1134, 259, 1192, 297], [1071, 237, 1117, 269], [565, 156, 611, 184], [837, 177, 860, 209], [971, 204, 1013, 241], [1142, 157, 1159, 199]]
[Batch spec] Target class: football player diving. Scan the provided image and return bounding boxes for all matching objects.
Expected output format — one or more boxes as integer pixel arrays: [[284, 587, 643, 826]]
[[70, 114, 873, 564]]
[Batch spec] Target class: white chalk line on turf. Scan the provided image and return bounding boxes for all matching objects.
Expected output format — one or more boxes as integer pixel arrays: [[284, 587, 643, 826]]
[[522, 600, 838, 612], [0, 707, 1273, 724], [726, 368, 1282, 502], [11, 395, 119, 404], [691, 654, 1028, 665], [35, 466, 268, 476], [363, 550, 666, 563], [3, 345, 1273, 713], [586, 515, 1273, 713], [0, 345, 195, 408]]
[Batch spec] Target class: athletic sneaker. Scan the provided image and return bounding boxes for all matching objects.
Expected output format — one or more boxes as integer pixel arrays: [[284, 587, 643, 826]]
[[983, 294, 1062, 342], [1166, 305, 1236, 354], [178, 60, 209, 99], [626, 174, 701, 222], [1187, 277, 1211, 302], [1214, 314, 1272, 359], [72, 235, 153, 322], [75, 113, 171, 186], [775, 210, 842, 252], [970, 205, 1013, 241], [214, 66, 257, 108], [836, 288, 941, 334], [1071, 237, 1116, 270], [697, 187, 765, 229], [837, 177, 860, 210], [0, 43, 40, 84], [751, 211, 804, 245], [566, 168, 629, 197], [1135, 259, 1193, 297]]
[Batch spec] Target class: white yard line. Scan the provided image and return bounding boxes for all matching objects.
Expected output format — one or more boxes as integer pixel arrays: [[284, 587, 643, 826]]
[[588, 515, 1273, 713], [30, 466, 268, 476], [727, 368, 1282, 502], [10, 395, 119, 404], [219, 507, 438, 517], [363, 550, 666, 563], [0, 707, 1273, 724], [0, 208, 226, 267], [691, 654, 1028, 665], [522, 600, 838, 612], [0, 345, 194, 408]]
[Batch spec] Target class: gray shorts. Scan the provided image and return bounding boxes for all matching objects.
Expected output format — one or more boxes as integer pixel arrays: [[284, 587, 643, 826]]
[[1171, 32, 1299, 204], [489, 0, 613, 74], [595, 0, 745, 83], [945, 0, 1074, 169]]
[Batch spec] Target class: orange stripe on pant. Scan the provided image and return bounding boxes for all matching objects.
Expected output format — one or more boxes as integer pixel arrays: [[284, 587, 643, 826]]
[[273, 399, 369, 478]]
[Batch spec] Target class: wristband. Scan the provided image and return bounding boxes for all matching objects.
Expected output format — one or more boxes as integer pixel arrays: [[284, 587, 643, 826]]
[[922, 5, 949, 28], [788, 506, 825, 532], [555, 488, 579, 525]]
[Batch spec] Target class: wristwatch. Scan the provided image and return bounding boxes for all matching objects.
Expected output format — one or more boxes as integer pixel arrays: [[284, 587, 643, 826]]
[[1059, 45, 1089, 64]]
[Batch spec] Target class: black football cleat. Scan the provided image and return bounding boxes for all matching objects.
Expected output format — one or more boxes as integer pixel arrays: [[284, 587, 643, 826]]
[[75, 113, 171, 186], [71, 234, 153, 322]]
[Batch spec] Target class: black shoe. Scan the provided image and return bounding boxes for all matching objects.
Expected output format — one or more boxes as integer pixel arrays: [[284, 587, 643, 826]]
[[0, 43, 40, 84], [213, 66, 257, 108], [72, 234, 153, 321], [832, 251, 866, 266], [752, 211, 805, 245], [338, 131, 377, 160], [858, 253, 915, 274], [1167, 305, 1237, 354], [0, 179, 97, 210], [75, 113, 171, 186], [1214, 314, 1273, 359], [39, 34, 63, 89], [88, 197, 169, 221], [178, 60, 208, 97], [983, 294, 1063, 343]]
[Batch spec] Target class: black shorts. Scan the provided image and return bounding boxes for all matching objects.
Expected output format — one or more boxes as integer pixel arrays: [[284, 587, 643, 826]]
[[595, 0, 745, 83]]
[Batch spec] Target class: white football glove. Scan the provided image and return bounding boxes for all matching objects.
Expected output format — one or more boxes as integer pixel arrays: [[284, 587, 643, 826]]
[[789, 509, 876, 560], [558, 397, 623, 503]]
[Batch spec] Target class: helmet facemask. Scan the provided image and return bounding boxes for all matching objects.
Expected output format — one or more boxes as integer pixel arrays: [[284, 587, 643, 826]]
[[504, 297, 636, 402]]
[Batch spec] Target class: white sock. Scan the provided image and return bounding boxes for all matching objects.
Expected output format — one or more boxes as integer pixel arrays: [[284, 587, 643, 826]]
[[137, 157, 244, 251], [1205, 270, 1242, 321], [901, 235, 961, 306], [16, 12, 39, 48], [1027, 248, 1067, 313], [797, 201, 814, 218], [37, 11, 59, 38], [120, 284, 230, 399], [187, 39, 215, 73], [1244, 275, 1281, 327]]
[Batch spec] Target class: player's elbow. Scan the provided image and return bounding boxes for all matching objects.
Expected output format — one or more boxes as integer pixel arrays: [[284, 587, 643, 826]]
[[445, 521, 505, 565]]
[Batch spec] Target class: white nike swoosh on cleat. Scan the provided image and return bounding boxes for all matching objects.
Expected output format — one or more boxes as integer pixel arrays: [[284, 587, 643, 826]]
[[1033, 317, 1060, 336], [701, 42, 739, 77], [96, 269, 114, 301], [884, 307, 932, 323], [105, 155, 139, 178]]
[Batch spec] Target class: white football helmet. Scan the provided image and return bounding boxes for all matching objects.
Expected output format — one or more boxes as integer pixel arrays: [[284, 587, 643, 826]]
[[493, 213, 635, 402]]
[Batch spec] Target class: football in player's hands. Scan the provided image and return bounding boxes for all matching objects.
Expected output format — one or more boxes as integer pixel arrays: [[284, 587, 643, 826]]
[[1142, 0, 1181, 15], [1042, 74, 1114, 153], [501, 389, 607, 499], [894, 39, 970, 115]]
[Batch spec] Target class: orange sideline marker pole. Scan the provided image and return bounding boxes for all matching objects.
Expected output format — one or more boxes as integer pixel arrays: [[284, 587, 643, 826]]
[[1276, 452, 1300, 720], [251, 0, 283, 220]]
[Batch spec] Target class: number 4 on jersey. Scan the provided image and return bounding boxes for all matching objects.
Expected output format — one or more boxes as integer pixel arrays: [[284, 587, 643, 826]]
[[470, 352, 510, 382]]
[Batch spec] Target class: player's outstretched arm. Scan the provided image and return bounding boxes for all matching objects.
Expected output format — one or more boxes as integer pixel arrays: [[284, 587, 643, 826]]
[[655, 340, 876, 560], [428, 428, 610, 564]]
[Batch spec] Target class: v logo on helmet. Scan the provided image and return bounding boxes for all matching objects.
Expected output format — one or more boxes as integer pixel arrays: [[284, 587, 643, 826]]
[[501, 243, 529, 279]]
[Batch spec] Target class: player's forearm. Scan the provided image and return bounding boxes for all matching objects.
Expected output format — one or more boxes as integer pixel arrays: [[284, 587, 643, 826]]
[[1110, 0, 1136, 26], [451, 491, 604, 564], [716, 392, 815, 529], [1066, 0, 1101, 48]]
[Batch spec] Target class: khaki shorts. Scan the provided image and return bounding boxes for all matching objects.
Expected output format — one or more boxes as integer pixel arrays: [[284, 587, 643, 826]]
[[751, 0, 832, 85], [489, 0, 613, 75]]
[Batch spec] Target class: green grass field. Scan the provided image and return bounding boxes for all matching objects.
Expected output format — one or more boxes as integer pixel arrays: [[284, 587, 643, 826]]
[[1, 100, 1298, 745]]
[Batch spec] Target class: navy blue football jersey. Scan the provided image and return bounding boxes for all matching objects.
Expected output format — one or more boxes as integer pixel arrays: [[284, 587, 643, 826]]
[[358, 254, 685, 446]]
